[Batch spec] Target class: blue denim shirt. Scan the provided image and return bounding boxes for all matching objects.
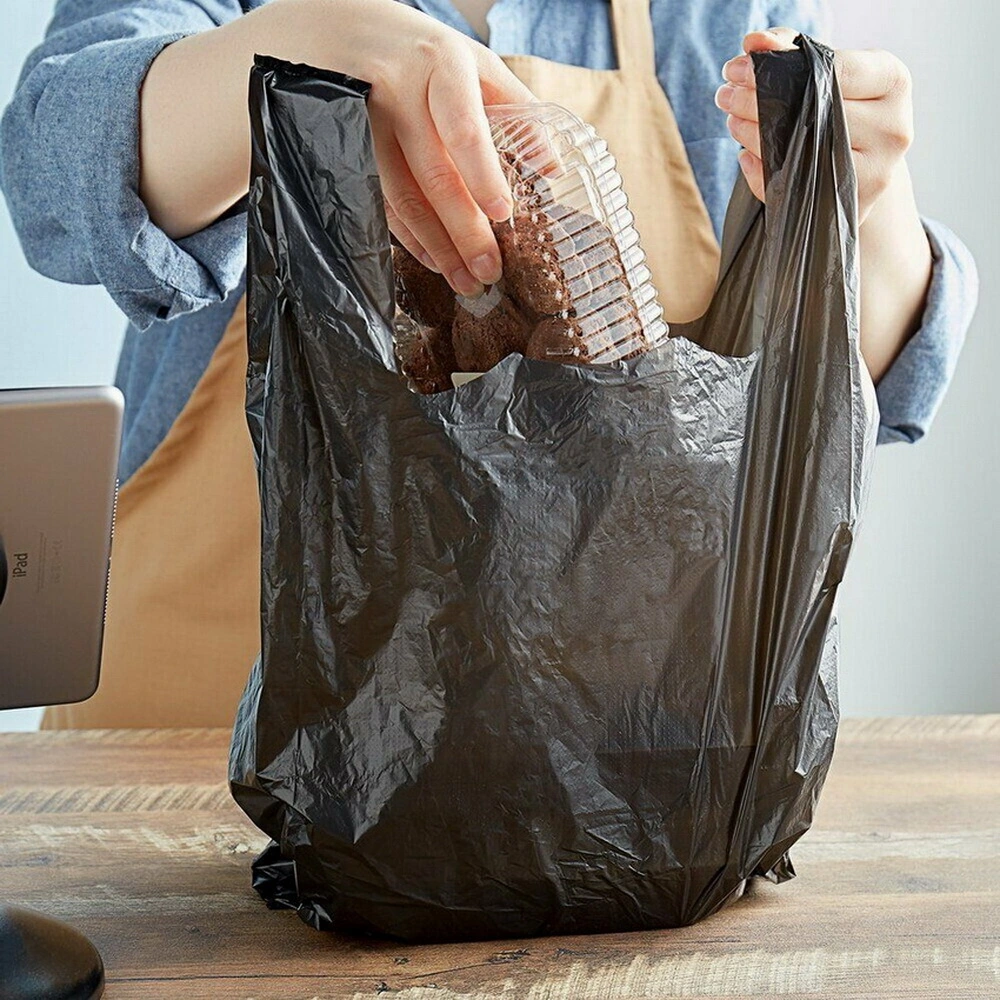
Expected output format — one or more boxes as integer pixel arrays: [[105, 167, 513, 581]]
[[0, 0, 978, 481]]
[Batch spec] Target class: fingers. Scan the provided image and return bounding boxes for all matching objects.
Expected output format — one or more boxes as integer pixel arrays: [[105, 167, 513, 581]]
[[722, 54, 755, 88], [473, 51, 559, 182], [715, 81, 758, 123], [727, 39, 912, 104], [715, 72, 761, 160], [383, 201, 434, 270], [377, 36, 538, 295], [394, 113, 499, 292], [720, 29, 915, 222], [411, 44, 538, 292], [721, 26, 799, 91], [726, 113, 761, 158], [375, 127, 435, 268], [366, 16, 543, 297], [375, 122, 484, 296], [718, 27, 799, 192], [832, 51, 913, 223], [427, 53, 512, 225], [738, 149, 765, 202]]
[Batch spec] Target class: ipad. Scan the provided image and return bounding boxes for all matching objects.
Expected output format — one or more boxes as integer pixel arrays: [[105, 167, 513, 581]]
[[0, 386, 123, 711]]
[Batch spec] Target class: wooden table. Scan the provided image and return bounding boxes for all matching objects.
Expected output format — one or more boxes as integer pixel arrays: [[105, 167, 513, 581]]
[[1, 716, 997, 999]]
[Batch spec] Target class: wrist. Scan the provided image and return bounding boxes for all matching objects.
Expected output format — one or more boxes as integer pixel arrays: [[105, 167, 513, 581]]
[[857, 161, 933, 380], [860, 162, 929, 264]]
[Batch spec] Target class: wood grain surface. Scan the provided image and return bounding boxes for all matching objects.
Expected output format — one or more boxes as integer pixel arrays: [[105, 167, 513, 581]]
[[1, 716, 997, 999]]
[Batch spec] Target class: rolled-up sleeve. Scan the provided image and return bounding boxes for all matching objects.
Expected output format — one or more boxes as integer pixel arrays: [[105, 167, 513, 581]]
[[0, 0, 247, 329], [875, 219, 978, 444]]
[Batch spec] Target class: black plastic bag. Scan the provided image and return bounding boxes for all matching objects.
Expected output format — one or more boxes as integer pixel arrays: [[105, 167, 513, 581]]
[[230, 38, 877, 943]]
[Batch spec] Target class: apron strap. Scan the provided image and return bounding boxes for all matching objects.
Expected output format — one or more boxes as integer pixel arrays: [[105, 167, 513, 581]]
[[609, 0, 657, 76]]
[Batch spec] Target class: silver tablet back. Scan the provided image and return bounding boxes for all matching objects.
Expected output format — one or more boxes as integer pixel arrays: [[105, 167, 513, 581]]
[[0, 386, 122, 711]]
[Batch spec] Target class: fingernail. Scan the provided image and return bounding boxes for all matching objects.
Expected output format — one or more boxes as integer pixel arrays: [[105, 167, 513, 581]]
[[417, 250, 439, 272], [715, 85, 735, 112], [470, 251, 502, 285], [450, 267, 483, 298], [485, 197, 513, 222], [723, 56, 750, 84]]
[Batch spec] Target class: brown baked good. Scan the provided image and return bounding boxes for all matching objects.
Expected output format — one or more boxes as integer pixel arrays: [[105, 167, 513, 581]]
[[493, 212, 575, 316], [492, 204, 632, 319], [556, 208, 630, 302], [499, 148, 550, 211], [396, 323, 457, 395], [526, 298, 647, 366], [452, 292, 532, 372], [524, 316, 591, 364], [392, 245, 456, 328]]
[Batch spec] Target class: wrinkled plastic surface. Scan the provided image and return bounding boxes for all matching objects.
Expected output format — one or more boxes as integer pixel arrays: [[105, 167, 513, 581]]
[[230, 40, 878, 944]]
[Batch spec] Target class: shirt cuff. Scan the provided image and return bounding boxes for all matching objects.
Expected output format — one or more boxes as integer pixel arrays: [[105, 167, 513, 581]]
[[31, 34, 246, 328], [875, 217, 978, 444]]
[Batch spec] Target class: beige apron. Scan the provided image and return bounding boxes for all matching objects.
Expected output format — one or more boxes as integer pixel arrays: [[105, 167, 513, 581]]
[[44, 0, 721, 729]]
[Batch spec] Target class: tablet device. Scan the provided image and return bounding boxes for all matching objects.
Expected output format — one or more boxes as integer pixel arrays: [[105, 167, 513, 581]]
[[0, 386, 123, 711]]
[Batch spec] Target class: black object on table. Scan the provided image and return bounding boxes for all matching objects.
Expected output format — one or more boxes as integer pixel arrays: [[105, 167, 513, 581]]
[[0, 906, 104, 1000]]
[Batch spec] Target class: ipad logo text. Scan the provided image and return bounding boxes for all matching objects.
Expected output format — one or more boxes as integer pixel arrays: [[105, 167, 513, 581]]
[[12, 552, 28, 579]]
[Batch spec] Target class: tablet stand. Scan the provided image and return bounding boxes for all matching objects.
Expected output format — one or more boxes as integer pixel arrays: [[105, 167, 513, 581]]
[[1, 543, 104, 999], [0, 905, 104, 999]]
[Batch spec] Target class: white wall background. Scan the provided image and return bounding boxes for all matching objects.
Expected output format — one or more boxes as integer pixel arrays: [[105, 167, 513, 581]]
[[1, 1, 996, 730], [828, 0, 999, 716]]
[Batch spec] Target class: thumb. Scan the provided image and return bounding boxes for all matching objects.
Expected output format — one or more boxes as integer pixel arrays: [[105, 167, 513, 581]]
[[742, 27, 799, 54]]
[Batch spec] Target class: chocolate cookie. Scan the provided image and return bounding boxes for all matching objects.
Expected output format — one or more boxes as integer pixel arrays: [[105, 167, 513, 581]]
[[493, 203, 633, 319], [452, 291, 532, 372], [392, 245, 456, 328], [526, 297, 647, 366], [396, 323, 457, 395], [525, 316, 603, 365], [493, 212, 576, 316], [499, 147, 551, 212], [553, 207, 631, 301]]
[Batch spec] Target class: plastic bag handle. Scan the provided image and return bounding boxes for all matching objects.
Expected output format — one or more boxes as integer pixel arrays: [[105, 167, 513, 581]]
[[752, 38, 816, 195]]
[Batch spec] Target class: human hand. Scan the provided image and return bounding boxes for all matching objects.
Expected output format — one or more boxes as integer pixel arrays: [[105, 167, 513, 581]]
[[140, 0, 531, 293], [321, 0, 535, 296], [715, 28, 914, 224]]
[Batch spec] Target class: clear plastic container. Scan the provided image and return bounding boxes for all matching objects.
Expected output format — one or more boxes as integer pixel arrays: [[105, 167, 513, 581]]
[[392, 102, 668, 393]]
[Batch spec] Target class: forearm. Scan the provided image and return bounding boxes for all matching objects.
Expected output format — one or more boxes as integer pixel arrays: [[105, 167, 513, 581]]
[[857, 161, 933, 383], [139, 0, 375, 240]]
